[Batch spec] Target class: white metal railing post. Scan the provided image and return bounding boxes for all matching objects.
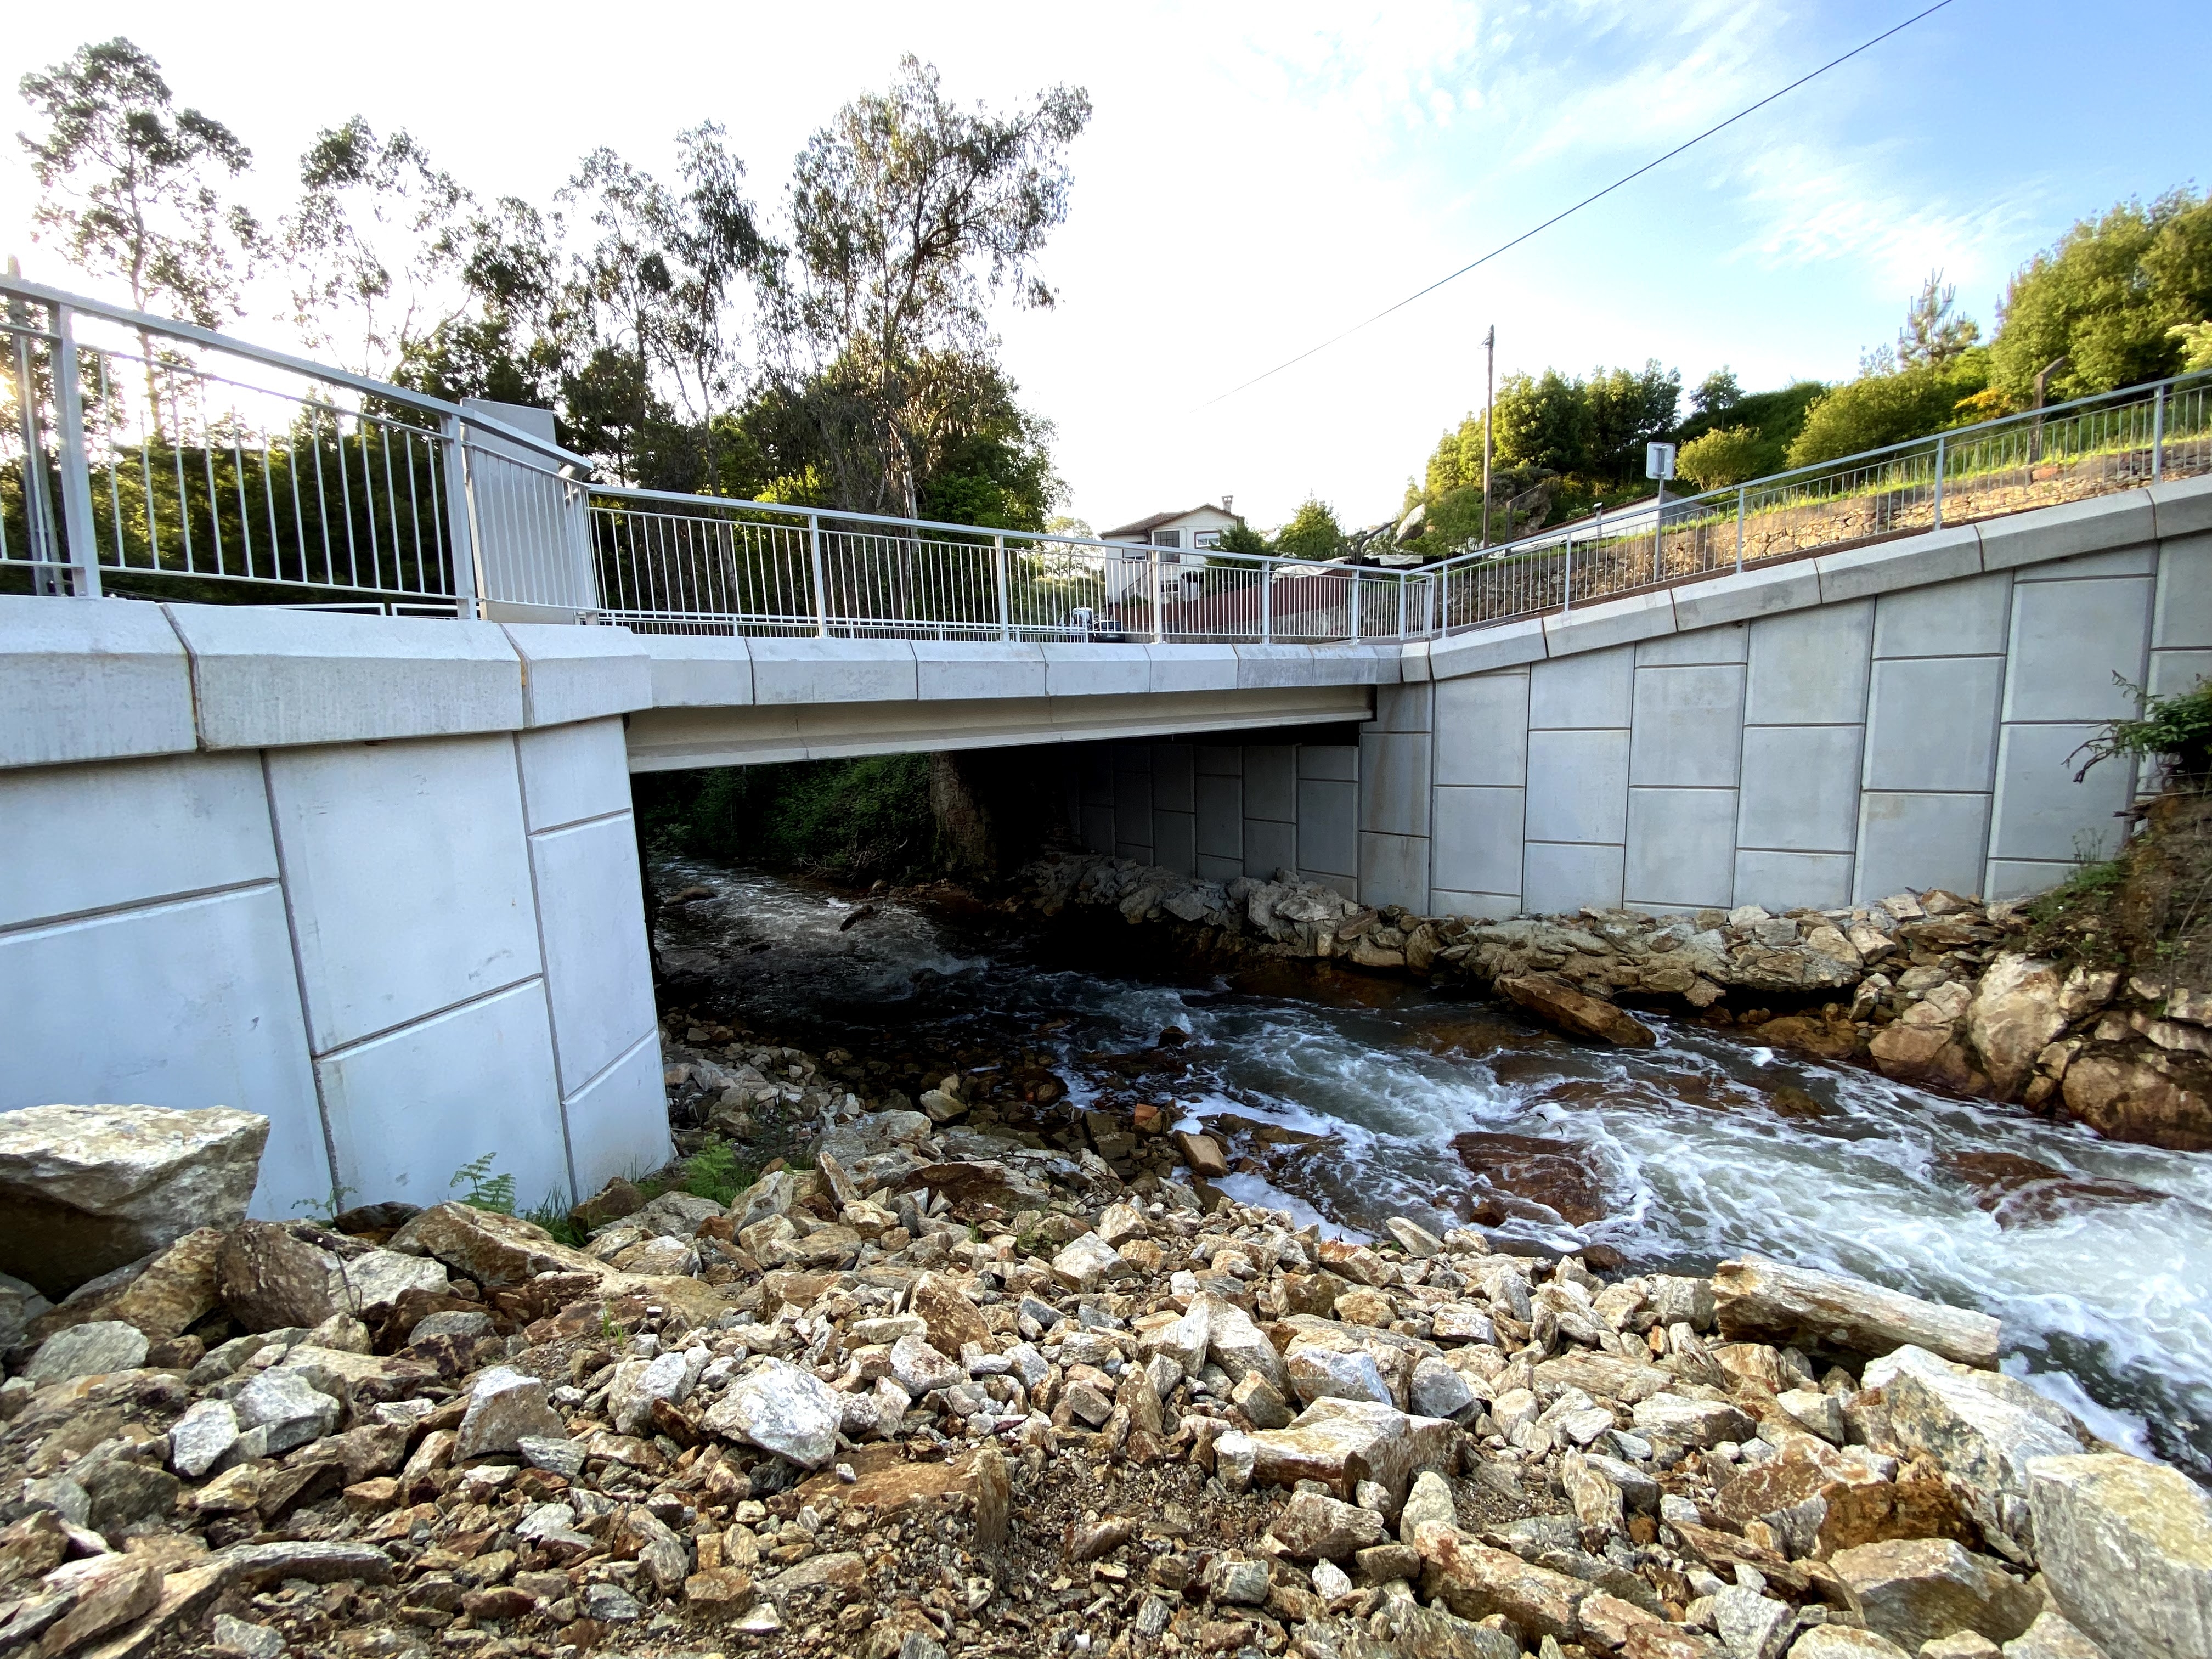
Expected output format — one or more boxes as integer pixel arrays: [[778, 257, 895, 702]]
[[994, 534, 1011, 641], [8, 290, 64, 594], [1149, 544, 1164, 644], [1932, 433, 1946, 528], [439, 414, 480, 618], [1734, 487, 1746, 573], [2153, 384, 2167, 482], [809, 513, 829, 637], [1348, 560, 1361, 644], [1563, 536, 1573, 614], [1261, 557, 1273, 644], [1397, 573, 1407, 640], [49, 305, 101, 598]]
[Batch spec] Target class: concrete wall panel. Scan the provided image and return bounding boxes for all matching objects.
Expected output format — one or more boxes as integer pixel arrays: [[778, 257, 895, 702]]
[[1734, 850, 1854, 911], [1153, 810, 1197, 874], [1195, 775, 1242, 861], [319, 980, 566, 1212], [1433, 786, 1526, 898], [1359, 733, 1431, 838], [1629, 665, 1745, 787], [1299, 744, 1358, 782], [2154, 535, 2212, 648], [529, 813, 657, 1095], [1524, 841, 1624, 914], [517, 718, 633, 833], [267, 735, 542, 1054], [1745, 601, 1874, 725], [1297, 778, 1358, 879], [1431, 888, 1520, 920], [0, 887, 328, 1218], [1637, 623, 1747, 666], [1530, 645, 1633, 729], [1625, 788, 1739, 909], [1990, 723, 2134, 864], [1863, 657, 2003, 792], [2003, 576, 2153, 724], [1371, 682, 1432, 734], [1244, 747, 1297, 822], [1244, 817, 1296, 880], [1359, 832, 1429, 911], [1855, 792, 1991, 902], [1150, 744, 1195, 813], [1873, 573, 2011, 659], [561, 1030, 671, 1198], [1525, 729, 1630, 844], [0, 752, 275, 932], [1433, 671, 1530, 787], [1737, 726, 1865, 853]]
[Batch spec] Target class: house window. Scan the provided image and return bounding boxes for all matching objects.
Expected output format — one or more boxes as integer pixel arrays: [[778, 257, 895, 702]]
[[1151, 529, 1182, 549], [1193, 529, 1221, 550]]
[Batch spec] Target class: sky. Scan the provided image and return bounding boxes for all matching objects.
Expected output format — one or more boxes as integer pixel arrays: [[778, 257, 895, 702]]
[[4, 0, 2207, 533]]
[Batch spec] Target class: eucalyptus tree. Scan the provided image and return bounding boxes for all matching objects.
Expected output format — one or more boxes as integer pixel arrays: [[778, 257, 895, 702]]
[[765, 55, 1090, 517]]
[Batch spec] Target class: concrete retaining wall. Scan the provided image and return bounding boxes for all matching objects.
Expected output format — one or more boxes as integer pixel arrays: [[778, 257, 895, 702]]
[[0, 600, 668, 1220], [1073, 475, 2212, 917]]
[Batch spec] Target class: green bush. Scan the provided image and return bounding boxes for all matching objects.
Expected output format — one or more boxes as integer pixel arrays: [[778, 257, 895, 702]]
[[1784, 354, 1990, 469], [635, 753, 935, 884], [2072, 674, 2212, 785], [1675, 425, 1764, 490]]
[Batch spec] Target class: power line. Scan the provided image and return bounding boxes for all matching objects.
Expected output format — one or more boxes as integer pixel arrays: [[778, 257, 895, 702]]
[[1198, 0, 1959, 409]]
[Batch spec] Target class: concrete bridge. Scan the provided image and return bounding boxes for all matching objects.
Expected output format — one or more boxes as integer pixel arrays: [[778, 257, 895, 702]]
[[5, 473, 2207, 1223], [4, 274, 2210, 1222]]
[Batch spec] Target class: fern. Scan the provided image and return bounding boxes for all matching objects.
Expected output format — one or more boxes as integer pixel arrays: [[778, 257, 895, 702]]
[[682, 1140, 753, 1207], [450, 1153, 518, 1217]]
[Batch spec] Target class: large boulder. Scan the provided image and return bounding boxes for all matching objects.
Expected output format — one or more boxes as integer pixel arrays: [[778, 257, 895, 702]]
[[1859, 1347, 2097, 1558], [1713, 1256, 2000, 1369], [703, 1358, 843, 1469], [0, 1105, 267, 1297], [218, 1222, 345, 1332], [2060, 1056, 2212, 1151], [1966, 956, 2068, 1098], [1246, 1397, 1455, 1504], [388, 1203, 607, 1288], [2025, 1452, 2212, 1659], [1496, 975, 1656, 1047], [1829, 1537, 2040, 1650]]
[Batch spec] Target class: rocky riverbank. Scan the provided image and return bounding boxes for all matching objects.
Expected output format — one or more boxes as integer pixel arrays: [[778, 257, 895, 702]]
[[4, 1077, 2211, 1659], [1018, 855, 2212, 1154]]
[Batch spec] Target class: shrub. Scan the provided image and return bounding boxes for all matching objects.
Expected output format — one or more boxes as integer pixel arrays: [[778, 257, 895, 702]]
[[2071, 674, 2212, 786], [1675, 425, 1764, 491], [1784, 354, 1991, 468]]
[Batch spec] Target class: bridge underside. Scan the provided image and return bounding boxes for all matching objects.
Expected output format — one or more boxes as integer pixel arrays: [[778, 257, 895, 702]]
[[623, 683, 1373, 770]]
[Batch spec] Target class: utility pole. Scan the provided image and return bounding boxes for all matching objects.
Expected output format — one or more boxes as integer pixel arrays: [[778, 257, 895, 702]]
[[1480, 325, 1496, 548]]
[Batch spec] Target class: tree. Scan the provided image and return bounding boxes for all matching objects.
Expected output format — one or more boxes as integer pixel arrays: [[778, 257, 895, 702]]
[[18, 38, 258, 325], [1584, 359, 1679, 479], [1491, 368, 1592, 478], [1212, 521, 1269, 556], [767, 57, 1090, 516], [1273, 497, 1345, 560], [1895, 269, 1980, 368], [281, 117, 472, 377], [1675, 425, 1763, 490], [1692, 367, 1741, 415], [1990, 189, 2212, 404]]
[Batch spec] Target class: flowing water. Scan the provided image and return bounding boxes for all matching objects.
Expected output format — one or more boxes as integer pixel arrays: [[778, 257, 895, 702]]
[[653, 859, 2212, 1480]]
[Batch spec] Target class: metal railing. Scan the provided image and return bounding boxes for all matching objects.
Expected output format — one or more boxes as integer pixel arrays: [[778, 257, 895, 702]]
[[9, 272, 2209, 647], [1427, 370, 2212, 633], [588, 483, 1432, 644], [2, 273, 592, 617]]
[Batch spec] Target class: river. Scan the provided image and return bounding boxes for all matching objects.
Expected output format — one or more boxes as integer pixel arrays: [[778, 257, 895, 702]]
[[652, 859, 2212, 1481]]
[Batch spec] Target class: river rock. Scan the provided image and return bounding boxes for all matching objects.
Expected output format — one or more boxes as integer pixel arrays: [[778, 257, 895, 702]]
[[1713, 1256, 2001, 1369], [0, 1104, 268, 1297], [235, 1370, 341, 1455], [1829, 1537, 2040, 1650], [2025, 1452, 2212, 1659], [2060, 1054, 2212, 1150], [218, 1221, 343, 1331], [609, 1347, 707, 1436], [1967, 956, 2068, 1097], [1630, 1393, 1755, 1448], [388, 1203, 607, 1288], [41, 1225, 226, 1343], [1199, 1294, 1291, 1394], [331, 1248, 450, 1317], [456, 1367, 567, 1459], [1448, 1131, 1610, 1226], [1497, 974, 1657, 1047], [2000, 1610, 2113, 1658], [24, 1318, 149, 1383], [1265, 1488, 1389, 1560], [170, 1398, 242, 1478], [1710, 1584, 1795, 1659], [1247, 1397, 1455, 1504], [1409, 1517, 1587, 1641], [625, 1191, 725, 1238], [1409, 1354, 1479, 1422], [1050, 1232, 1125, 1292], [703, 1358, 842, 1468], [1713, 1439, 1973, 1559], [1173, 1131, 1229, 1178], [1860, 1346, 2096, 1556], [1788, 1628, 1912, 1657], [1287, 1338, 1396, 1409], [909, 1271, 992, 1355]]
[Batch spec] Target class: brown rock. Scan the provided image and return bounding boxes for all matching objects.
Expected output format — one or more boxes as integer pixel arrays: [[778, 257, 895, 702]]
[[1829, 1538, 2039, 1650], [684, 1567, 755, 1613], [1966, 955, 2067, 1098], [1265, 1489, 1390, 1560], [1448, 1131, 1610, 1227], [1942, 1152, 2163, 1229], [570, 1177, 645, 1231], [0, 1511, 69, 1589], [1175, 1132, 1230, 1178], [1713, 1255, 2000, 1370], [37, 1556, 162, 1655], [1498, 974, 1657, 1047], [909, 1271, 991, 1356], [797, 1442, 1009, 1549], [1248, 1397, 1456, 1504], [1410, 1520, 1586, 1641], [217, 1222, 342, 1332], [387, 1203, 607, 1288], [2061, 1054, 2212, 1150], [1713, 1443, 1976, 1559]]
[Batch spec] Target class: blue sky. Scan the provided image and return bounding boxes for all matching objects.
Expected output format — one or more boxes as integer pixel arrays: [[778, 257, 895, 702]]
[[5, 1, 2206, 531]]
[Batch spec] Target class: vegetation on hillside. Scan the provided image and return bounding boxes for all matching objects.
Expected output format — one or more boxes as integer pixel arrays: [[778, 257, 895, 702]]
[[634, 756, 937, 886], [1398, 188, 2212, 556]]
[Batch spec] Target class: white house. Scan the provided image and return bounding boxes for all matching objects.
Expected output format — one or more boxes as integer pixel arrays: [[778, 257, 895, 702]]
[[1097, 502, 1248, 603]]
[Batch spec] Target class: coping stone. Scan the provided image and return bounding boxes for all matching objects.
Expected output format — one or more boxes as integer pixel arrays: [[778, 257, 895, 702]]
[[0, 595, 197, 770]]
